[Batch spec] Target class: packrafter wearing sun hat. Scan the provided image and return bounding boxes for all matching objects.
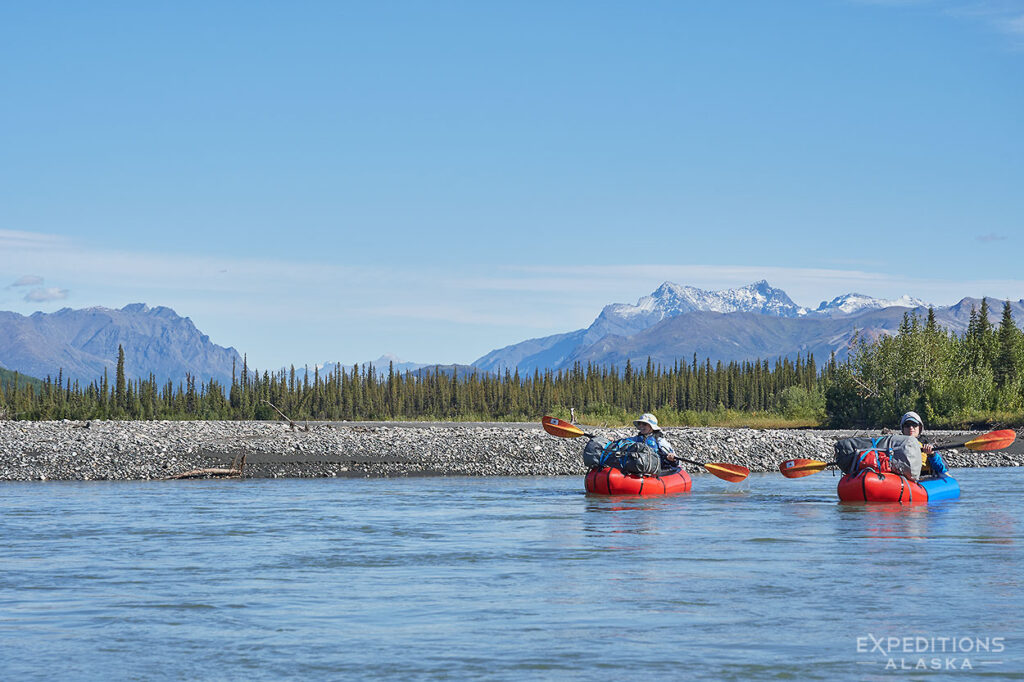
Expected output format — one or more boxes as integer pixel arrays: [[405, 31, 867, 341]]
[[632, 412, 678, 472]]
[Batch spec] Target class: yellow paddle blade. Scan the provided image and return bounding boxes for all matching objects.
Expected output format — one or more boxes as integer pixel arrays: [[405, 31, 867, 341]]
[[964, 429, 1016, 452], [704, 462, 750, 482], [541, 416, 586, 439], [779, 458, 828, 478]]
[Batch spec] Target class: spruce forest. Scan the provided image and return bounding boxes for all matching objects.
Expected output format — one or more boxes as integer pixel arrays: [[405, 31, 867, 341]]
[[3, 299, 1024, 428]]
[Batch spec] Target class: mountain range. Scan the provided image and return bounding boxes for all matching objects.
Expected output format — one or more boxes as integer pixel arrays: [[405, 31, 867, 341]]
[[1, 282, 1021, 385], [471, 281, 1021, 373], [0, 304, 242, 386]]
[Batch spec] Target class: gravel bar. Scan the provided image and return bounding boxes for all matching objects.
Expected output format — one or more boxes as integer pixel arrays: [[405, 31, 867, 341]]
[[1, 420, 1021, 482]]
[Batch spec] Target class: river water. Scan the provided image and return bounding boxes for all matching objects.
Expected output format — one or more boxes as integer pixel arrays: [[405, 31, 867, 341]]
[[2, 469, 1023, 680]]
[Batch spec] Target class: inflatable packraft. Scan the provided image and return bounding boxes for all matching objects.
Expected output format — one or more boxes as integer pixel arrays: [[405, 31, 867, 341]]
[[832, 434, 959, 503], [837, 471, 960, 504], [584, 466, 692, 496]]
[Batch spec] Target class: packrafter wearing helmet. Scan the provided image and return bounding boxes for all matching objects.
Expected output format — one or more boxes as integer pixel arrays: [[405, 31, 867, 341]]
[[900, 411, 924, 430], [899, 409, 948, 475]]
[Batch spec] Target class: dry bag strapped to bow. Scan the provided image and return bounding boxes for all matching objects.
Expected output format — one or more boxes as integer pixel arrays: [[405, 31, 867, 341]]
[[834, 435, 922, 479], [582, 438, 606, 469], [600, 437, 661, 476]]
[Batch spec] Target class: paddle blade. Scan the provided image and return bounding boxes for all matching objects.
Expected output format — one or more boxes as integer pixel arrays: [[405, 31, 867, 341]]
[[964, 429, 1017, 452], [541, 416, 586, 439], [704, 462, 749, 482], [779, 458, 828, 478]]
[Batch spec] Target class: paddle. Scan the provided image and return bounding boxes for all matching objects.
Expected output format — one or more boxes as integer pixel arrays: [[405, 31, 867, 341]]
[[777, 458, 834, 478], [541, 416, 750, 482], [778, 429, 1017, 479], [932, 429, 1016, 452]]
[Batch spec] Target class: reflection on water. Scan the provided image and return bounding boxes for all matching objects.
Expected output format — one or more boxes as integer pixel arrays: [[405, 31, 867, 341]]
[[837, 501, 933, 540], [976, 511, 1019, 545]]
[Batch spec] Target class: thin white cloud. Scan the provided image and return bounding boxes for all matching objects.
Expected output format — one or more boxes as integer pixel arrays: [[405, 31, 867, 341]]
[[9, 275, 44, 287], [0, 231, 356, 294], [978, 233, 1008, 242], [0, 229, 67, 250], [7, 228, 1024, 311], [850, 0, 1024, 44], [358, 302, 566, 329], [492, 264, 1024, 310], [24, 287, 69, 302], [1004, 13, 1024, 34]]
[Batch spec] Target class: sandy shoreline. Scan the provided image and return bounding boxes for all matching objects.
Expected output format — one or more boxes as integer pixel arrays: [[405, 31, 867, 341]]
[[1, 420, 1021, 481]]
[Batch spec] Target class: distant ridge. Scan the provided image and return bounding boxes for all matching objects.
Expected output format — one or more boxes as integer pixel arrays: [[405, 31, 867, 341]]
[[0, 304, 242, 386], [290, 356, 487, 380]]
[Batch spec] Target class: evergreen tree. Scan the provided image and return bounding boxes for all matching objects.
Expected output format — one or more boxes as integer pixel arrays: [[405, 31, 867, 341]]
[[115, 344, 127, 413], [995, 301, 1023, 397]]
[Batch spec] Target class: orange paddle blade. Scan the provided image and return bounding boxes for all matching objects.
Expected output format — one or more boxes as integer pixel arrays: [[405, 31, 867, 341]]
[[779, 458, 829, 478], [541, 416, 586, 439], [704, 462, 749, 482], [964, 429, 1016, 452]]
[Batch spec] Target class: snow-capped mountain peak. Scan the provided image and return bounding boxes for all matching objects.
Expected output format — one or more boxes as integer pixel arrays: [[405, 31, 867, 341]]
[[579, 280, 805, 346], [603, 280, 804, 321], [813, 293, 929, 316]]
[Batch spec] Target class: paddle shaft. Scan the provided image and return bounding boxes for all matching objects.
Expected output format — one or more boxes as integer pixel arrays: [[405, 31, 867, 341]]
[[933, 439, 974, 453], [780, 430, 1016, 478], [925, 429, 1015, 452], [540, 416, 749, 480]]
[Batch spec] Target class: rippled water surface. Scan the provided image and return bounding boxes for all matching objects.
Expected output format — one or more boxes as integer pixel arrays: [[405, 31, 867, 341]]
[[3, 469, 1024, 680]]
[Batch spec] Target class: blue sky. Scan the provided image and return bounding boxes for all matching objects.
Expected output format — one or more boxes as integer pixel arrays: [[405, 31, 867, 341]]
[[1, 1, 1022, 370]]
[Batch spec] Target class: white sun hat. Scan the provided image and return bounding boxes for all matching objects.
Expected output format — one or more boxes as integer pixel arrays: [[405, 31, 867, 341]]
[[633, 413, 661, 432]]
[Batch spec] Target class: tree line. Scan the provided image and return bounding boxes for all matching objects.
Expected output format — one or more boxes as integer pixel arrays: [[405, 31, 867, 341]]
[[1, 345, 824, 423], [826, 299, 1024, 427], [2, 298, 1023, 427]]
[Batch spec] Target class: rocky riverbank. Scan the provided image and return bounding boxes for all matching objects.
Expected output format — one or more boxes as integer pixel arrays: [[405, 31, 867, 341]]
[[0, 420, 1021, 482]]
